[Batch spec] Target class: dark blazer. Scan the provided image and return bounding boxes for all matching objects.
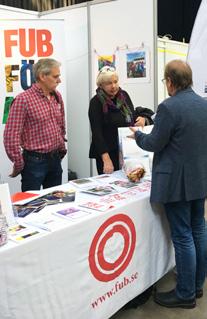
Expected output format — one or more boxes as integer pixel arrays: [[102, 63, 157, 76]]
[[135, 88, 207, 203]]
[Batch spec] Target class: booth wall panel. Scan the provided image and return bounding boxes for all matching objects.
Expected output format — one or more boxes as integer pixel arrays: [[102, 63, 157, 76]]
[[42, 0, 157, 178], [90, 0, 156, 109], [157, 38, 188, 104], [40, 7, 90, 178]]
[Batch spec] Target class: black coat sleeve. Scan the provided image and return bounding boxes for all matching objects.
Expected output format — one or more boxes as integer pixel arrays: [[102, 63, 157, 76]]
[[134, 106, 154, 125], [88, 96, 109, 156]]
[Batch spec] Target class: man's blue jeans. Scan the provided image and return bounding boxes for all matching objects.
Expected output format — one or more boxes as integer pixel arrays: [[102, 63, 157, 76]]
[[164, 199, 207, 300], [21, 151, 63, 191]]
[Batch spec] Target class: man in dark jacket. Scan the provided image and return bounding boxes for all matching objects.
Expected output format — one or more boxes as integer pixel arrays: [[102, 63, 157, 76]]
[[130, 60, 207, 309]]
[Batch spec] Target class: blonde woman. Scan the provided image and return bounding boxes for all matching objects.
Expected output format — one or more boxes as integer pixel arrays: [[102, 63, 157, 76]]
[[89, 66, 153, 174]]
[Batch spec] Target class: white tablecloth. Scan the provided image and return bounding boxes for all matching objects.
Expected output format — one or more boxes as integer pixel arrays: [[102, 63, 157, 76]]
[[0, 173, 175, 319]]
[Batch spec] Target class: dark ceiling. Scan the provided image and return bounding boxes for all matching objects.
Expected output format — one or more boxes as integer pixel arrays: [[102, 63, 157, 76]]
[[158, 0, 202, 43], [0, 0, 202, 43]]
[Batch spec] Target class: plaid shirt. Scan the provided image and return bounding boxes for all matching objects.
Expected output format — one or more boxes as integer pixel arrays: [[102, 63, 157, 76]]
[[4, 83, 66, 171]]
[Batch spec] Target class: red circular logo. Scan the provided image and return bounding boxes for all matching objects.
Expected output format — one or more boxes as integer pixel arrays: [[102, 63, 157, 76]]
[[89, 214, 136, 282]]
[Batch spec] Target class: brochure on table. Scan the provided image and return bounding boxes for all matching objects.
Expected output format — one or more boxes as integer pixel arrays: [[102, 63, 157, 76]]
[[14, 189, 76, 217], [8, 224, 46, 243], [5, 170, 151, 244]]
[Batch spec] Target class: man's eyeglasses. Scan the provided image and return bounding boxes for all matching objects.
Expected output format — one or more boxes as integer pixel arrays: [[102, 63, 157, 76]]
[[161, 78, 166, 84]]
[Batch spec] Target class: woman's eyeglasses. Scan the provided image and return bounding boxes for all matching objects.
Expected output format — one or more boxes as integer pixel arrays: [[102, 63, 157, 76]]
[[98, 66, 116, 74]]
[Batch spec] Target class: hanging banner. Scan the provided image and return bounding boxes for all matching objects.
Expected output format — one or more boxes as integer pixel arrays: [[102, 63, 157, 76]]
[[0, 19, 67, 194], [187, 0, 207, 98]]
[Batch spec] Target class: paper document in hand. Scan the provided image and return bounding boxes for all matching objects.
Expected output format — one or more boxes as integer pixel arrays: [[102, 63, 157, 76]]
[[118, 126, 154, 175]]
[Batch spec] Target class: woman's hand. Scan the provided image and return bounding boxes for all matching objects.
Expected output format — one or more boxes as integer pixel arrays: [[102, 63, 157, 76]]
[[135, 116, 145, 127], [102, 153, 114, 174]]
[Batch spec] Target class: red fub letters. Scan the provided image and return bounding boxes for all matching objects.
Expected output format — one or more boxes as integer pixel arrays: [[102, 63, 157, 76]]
[[4, 29, 53, 57]]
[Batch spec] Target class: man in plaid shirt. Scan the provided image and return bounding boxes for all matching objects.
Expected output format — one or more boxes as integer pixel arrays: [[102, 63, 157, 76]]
[[4, 58, 67, 191]]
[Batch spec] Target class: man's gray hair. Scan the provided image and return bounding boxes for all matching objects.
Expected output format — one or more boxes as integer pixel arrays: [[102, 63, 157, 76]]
[[33, 58, 61, 81]]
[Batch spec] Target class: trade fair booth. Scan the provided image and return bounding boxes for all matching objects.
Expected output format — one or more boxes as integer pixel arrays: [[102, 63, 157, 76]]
[[0, 0, 157, 193], [2, 0, 201, 317]]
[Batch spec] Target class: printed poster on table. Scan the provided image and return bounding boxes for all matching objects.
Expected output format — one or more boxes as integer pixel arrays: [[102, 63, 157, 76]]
[[0, 20, 67, 194]]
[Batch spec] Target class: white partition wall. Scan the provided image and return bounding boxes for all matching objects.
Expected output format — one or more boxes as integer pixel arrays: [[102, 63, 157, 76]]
[[41, 0, 157, 178], [40, 4, 90, 179], [90, 0, 157, 108]]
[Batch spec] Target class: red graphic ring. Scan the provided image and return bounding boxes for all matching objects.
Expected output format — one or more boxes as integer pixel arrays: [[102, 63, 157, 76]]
[[98, 224, 130, 271], [89, 214, 136, 282]]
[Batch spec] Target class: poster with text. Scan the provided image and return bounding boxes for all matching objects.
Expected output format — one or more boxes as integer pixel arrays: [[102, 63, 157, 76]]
[[0, 20, 67, 194]]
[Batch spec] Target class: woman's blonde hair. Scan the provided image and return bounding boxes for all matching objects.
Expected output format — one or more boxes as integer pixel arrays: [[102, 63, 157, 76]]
[[96, 66, 118, 87]]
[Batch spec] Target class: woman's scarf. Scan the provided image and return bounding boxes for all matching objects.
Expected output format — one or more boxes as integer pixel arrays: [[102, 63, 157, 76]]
[[96, 87, 134, 125]]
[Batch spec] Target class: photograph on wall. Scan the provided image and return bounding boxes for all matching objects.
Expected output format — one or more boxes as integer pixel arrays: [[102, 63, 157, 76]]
[[97, 54, 115, 70], [92, 51, 116, 94], [121, 47, 150, 83]]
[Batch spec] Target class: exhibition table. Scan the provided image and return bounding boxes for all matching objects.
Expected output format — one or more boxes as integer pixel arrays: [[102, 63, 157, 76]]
[[0, 172, 175, 319]]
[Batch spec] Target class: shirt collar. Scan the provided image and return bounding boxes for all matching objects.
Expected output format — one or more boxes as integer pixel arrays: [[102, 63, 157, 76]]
[[31, 83, 58, 100]]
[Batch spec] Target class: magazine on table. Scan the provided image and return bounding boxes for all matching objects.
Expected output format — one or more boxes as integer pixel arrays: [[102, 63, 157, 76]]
[[81, 185, 117, 196], [8, 224, 45, 243], [23, 212, 68, 232], [109, 179, 140, 190], [91, 174, 120, 184], [79, 200, 115, 212], [14, 189, 76, 218], [53, 206, 91, 220], [69, 178, 99, 189]]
